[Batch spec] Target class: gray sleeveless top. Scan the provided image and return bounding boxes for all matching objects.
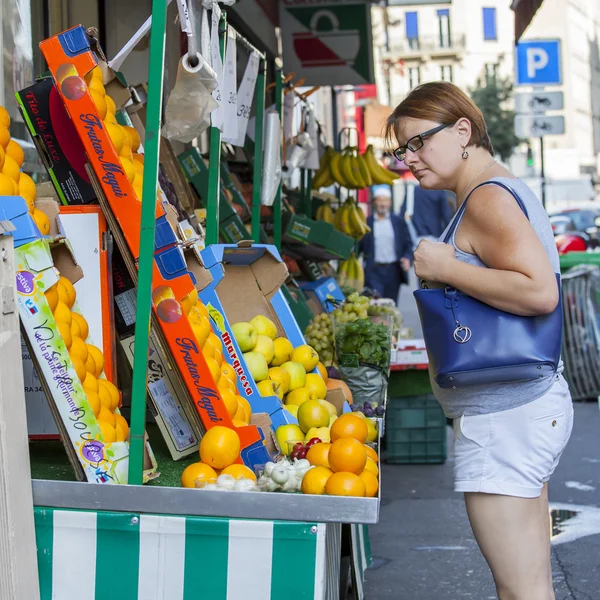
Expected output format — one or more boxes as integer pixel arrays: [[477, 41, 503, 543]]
[[431, 176, 563, 418]]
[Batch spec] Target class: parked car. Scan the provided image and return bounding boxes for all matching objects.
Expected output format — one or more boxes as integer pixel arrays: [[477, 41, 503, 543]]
[[549, 209, 600, 253]]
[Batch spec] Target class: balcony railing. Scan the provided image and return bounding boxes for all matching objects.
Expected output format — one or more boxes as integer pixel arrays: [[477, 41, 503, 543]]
[[389, 34, 466, 56]]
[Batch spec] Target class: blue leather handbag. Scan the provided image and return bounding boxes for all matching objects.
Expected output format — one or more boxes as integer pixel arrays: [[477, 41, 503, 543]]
[[414, 180, 563, 389]]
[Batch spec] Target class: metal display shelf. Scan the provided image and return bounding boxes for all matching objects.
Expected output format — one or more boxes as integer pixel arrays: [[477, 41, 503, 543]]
[[32, 480, 380, 524]]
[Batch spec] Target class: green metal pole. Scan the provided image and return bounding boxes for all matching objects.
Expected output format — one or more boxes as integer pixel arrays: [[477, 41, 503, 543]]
[[206, 13, 227, 246], [305, 170, 313, 217], [128, 0, 168, 485], [273, 70, 283, 250], [251, 58, 266, 243]]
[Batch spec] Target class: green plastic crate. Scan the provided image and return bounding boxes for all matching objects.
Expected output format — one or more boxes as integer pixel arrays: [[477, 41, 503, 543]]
[[385, 394, 447, 464]]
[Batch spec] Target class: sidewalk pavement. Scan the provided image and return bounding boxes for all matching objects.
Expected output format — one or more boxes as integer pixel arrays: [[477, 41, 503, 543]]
[[365, 402, 600, 599]]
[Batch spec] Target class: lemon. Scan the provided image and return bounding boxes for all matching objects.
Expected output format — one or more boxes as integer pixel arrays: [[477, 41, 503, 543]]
[[19, 172, 36, 198], [0, 125, 10, 149], [2, 155, 20, 181], [0, 145, 5, 170], [88, 77, 105, 96], [89, 89, 107, 120], [45, 283, 59, 312], [83, 372, 99, 393], [120, 157, 135, 181], [71, 318, 81, 338], [84, 389, 101, 417], [97, 420, 116, 443], [133, 153, 144, 165], [133, 159, 144, 177], [103, 121, 124, 154], [86, 345, 104, 377], [98, 406, 116, 427], [70, 335, 88, 363], [5, 139, 24, 167], [32, 208, 50, 235], [0, 172, 16, 196], [0, 107, 10, 128], [123, 125, 141, 152], [22, 194, 34, 212], [58, 276, 76, 308], [98, 379, 120, 411], [114, 414, 129, 442], [105, 95, 116, 114], [53, 301, 72, 325], [71, 312, 88, 340], [104, 112, 117, 125], [56, 320, 72, 349], [91, 66, 103, 81], [70, 354, 86, 382]]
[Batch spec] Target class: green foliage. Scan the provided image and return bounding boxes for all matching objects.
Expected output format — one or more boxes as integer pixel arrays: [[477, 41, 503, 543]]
[[335, 318, 390, 370], [470, 74, 521, 162]]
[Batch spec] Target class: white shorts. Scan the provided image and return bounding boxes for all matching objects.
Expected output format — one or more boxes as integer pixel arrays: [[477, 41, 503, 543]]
[[453, 376, 574, 498]]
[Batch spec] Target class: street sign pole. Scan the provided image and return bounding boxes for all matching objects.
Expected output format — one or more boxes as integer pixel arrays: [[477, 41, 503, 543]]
[[540, 136, 546, 208]]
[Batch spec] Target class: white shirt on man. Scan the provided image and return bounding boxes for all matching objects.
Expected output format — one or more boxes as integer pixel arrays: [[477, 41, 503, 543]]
[[373, 214, 397, 264]]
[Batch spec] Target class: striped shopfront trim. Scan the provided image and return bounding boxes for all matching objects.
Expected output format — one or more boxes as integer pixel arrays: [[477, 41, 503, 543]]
[[34, 508, 327, 600]]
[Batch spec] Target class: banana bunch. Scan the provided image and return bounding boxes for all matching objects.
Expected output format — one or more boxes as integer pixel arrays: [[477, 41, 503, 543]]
[[338, 253, 365, 293], [312, 144, 399, 190], [315, 199, 335, 224], [334, 197, 371, 241]]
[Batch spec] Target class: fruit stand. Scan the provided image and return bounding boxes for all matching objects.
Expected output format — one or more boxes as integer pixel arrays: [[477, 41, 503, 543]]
[[0, 1, 408, 598]]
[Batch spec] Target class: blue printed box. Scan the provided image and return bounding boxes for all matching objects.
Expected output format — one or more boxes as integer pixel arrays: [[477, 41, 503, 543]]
[[299, 277, 345, 314]]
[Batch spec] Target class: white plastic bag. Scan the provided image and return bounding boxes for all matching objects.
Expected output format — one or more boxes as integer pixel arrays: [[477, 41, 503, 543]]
[[261, 110, 282, 206]]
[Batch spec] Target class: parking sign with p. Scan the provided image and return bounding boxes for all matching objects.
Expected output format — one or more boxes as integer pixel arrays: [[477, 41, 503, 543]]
[[515, 40, 561, 86]]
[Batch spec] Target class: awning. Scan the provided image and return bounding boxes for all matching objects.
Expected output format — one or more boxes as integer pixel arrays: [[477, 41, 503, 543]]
[[511, 0, 545, 41]]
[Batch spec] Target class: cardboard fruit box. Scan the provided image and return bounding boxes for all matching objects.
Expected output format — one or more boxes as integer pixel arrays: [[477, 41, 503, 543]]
[[9, 196, 158, 483], [195, 242, 330, 431]]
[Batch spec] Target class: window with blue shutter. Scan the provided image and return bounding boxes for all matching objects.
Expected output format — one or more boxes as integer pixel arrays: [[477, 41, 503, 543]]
[[483, 8, 497, 41], [405, 11, 419, 49], [437, 8, 450, 48]]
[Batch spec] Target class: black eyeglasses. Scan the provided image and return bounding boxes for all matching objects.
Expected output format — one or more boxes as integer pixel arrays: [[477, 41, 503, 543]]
[[393, 123, 452, 161]]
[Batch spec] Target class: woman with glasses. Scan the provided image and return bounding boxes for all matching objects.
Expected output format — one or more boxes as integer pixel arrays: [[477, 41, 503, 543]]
[[386, 81, 572, 600]]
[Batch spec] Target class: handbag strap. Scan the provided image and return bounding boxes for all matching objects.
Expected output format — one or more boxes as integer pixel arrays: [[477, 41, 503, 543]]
[[442, 179, 529, 244]]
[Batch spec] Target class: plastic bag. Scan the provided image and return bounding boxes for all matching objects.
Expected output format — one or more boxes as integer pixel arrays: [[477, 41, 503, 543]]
[[339, 365, 388, 407], [261, 110, 282, 206], [162, 52, 219, 142]]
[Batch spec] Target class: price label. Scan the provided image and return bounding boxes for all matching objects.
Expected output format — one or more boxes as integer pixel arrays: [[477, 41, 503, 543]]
[[221, 28, 238, 144], [210, 6, 224, 130], [232, 51, 259, 147]]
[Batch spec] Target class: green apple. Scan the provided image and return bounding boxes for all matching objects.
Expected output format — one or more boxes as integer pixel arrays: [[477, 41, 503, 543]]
[[231, 322, 257, 352], [250, 315, 278, 340], [243, 351, 269, 382], [253, 334, 275, 364], [275, 424, 304, 455], [281, 361, 306, 391]]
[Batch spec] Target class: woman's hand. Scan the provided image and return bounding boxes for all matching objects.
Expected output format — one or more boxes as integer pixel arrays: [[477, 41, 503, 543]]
[[413, 240, 456, 283]]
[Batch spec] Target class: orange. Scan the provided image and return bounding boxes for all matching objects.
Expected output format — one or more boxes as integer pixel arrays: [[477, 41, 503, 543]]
[[104, 121, 124, 154], [70, 355, 86, 382], [45, 283, 59, 312], [70, 335, 88, 363], [88, 77, 105, 96], [365, 445, 379, 464], [86, 344, 104, 376], [219, 387, 238, 418], [98, 379, 120, 411], [328, 438, 367, 474], [233, 404, 249, 424], [221, 464, 257, 482], [205, 357, 221, 383], [232, 419, 247, 428], [97, 382, 112, 409], [2, 155, 19, 181], [133, 152, 144, 164], [84, 389, 101, 417], [181, 462, 218, 488], [120, 157, 135, 182], [85, 352, 96, 376], [53, 301, 72, 325], [98, 405, 116, 427], [218, 376, 236, 393], [364, 457, 379, 476], [56, 320, 72, 349], [19, 172, 36, 199], [0, 145, 5, 171], [71, 312, 88, 339], [191, 315, 211, 347], [301, 466, 333, 495], [32, 208, 50, 235], [0, 173, 14, 196], [317, 362, 328, 383], [325, 472, 366, 497], [5, 139, 24, 167], [82, 372, 99, 393], [213, 348, 223, 367], [0, 125, 10, 149], [114, 414, 129, 442], [196, 301, 209, 320], [220, 362, 237, 384], [58, 277, 76, 308], [123, 125, 141, 152], [0, 106, 10, 128], [199, 426, 241, 469], [208, 332, 222, 352], [104, 111, 117, 125], [236, 396, 252, 421], [306, 442, 331, 468], [359, 471, 379, 498], [97, 420, 116, 443], [133, 158, 144, 176], [330, 413, 368, 443], [71, 318, 82, 339], [22, 194, 35, 212]]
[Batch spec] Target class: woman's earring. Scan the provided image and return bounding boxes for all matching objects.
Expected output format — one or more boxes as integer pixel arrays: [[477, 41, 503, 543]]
[[461, 148, 469, 159]]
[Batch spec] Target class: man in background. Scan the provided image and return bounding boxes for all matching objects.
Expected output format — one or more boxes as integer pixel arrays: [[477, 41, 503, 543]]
[[359, 185, 413, 302], [401, 182, 454, 246]]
